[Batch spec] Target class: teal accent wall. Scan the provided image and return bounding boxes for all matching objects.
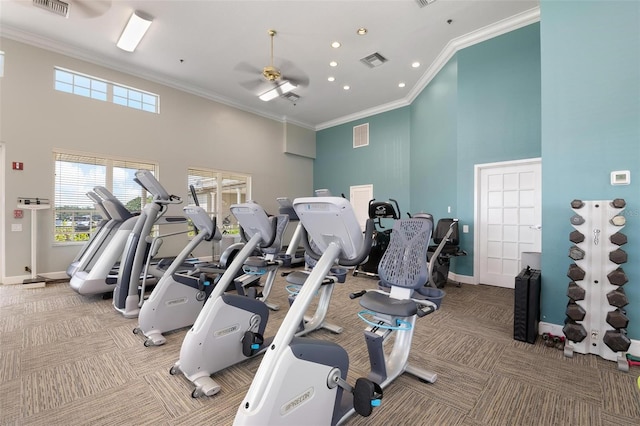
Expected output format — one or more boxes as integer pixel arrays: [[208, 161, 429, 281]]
[[540, 0, 640, 338], [317, 23, 541, 276], [455, 23, 542, 275], [314, 107, 411, 212], [410, 58, 458, 220]]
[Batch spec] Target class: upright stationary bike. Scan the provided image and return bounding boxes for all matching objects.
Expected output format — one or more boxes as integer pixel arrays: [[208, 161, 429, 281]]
[[234, 197, 440, 425], [170, 201, 289, 398]]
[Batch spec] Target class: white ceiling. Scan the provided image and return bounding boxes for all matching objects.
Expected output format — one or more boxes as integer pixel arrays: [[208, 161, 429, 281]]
[[0, 0, 540, 130]]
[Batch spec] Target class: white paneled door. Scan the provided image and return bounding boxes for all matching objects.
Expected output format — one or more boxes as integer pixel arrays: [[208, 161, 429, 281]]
[[476, 159, 541, 288], [350, 184, 373, 231]]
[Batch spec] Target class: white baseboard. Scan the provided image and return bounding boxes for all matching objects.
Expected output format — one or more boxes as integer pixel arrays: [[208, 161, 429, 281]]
[[448, 272, 476, 285], [2, 271, 68, 285], [539, 321, 640, 357]]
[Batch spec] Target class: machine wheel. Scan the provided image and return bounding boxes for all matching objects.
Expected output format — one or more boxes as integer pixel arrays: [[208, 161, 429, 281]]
[[191, 388, 203, 398], [169, 366, 179, 376], [133, 327, 141, 335], [143, 339, 152, 347]]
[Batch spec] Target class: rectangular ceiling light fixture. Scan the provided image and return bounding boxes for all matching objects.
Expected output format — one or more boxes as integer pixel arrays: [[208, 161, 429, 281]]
[[259, 81, 297, 102], [117, 11, 153, 52]]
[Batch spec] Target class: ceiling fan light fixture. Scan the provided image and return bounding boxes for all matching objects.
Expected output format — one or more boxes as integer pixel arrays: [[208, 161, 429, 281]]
[[117, 11, 153, 52], [259, 80, 297, 101]]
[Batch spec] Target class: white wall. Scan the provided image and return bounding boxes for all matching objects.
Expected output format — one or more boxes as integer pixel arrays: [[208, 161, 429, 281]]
[[0, 38, 314, 281]]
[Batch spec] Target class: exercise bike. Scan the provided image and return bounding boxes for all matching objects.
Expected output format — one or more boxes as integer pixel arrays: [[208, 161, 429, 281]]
[[234, 197, 440, 425], [133, 205, 236, 347], [170, 201, 291, 398]]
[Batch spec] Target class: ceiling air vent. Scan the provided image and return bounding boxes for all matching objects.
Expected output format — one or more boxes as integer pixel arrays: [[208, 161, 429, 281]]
[[415, 0, 437, 7], [33, 0, 69, 18], [360, 52, 388, 68], [353, 123, 369, 148], [282, 92, 300, 103]]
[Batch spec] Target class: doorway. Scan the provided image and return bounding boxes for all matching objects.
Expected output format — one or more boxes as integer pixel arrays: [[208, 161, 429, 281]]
[[474, 158, 541, 288], [349, 184, 373, 231]]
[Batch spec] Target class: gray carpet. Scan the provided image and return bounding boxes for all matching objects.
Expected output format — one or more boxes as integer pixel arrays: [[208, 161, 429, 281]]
[[1, 273, 639, 425]]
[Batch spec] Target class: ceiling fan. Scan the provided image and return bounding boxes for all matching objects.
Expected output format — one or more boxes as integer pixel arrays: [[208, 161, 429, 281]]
[[236, 29, 309, 102]]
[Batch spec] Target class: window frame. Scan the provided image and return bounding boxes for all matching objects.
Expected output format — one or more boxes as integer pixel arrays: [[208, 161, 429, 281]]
[[52, 150, 158, 245], [187, 167, 252, 236], [54, 67, 160, 114]]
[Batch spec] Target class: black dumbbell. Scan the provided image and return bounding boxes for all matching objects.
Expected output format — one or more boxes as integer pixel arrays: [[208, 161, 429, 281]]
[[569, 230, 585, 244], [609, 248, 627, 265], [571, 199, 585, 209], [611, 198, 626, 209], [610, 232, 627, 246], [607, 287, 629, 308], [563, 321, 587, 343], [607, 267, 628, 286], [603, 329, 631, 353], [567, 263, 586, 281], [606, 309, 629, 329], [568, 246, 585, 261], [566, 301, 586, 321], [570, 214, 585, 226], [567, 281, 586, 301]]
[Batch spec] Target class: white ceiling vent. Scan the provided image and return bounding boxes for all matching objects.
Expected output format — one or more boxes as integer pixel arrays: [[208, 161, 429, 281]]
[[415, 0, 437, 7], [33, 0, 69, 18], [282, 92, 300, 103], [353, 123, 369, 148], [360, 53, 388, 68]]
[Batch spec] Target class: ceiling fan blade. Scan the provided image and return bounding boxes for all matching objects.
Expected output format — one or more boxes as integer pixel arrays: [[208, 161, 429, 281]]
[[282, 74, 309, 89], [234, 62, 263, 75], [278, 59, 309, 88], [239, 78, 267, 92]]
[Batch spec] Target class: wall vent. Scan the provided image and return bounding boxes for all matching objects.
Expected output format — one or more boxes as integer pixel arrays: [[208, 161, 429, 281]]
[[353, 123, 369, 148], [33, 0, 69, 18], [415, 0, 437, 7], [360, 52, 388, 68]]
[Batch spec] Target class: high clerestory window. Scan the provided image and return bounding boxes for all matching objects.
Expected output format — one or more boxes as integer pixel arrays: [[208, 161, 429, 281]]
[[54, 67, 159, 113], [53, 151, 157, 244]]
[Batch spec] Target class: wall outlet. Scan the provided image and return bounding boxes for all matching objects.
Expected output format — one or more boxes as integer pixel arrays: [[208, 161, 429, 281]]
[[462, 224, 469, 233]]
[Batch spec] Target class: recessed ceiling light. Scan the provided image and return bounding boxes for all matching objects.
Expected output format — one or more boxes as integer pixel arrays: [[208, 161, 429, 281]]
[[356, 28, 367, 36], [343, 85, 350, 90], [331, 41, 341, 48], [412, 62, 421, 68], [398, 82, 406, 88], [328, 76, 335, 82], [329, 61, 338, 67]]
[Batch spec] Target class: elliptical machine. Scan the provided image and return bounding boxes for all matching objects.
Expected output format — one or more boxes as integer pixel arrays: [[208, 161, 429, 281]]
[[234, 197, 440, 425]]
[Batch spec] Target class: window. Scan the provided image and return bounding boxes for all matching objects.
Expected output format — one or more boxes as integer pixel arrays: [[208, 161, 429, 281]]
[[54, 67, 159, 113], [187, 167, 251, 235], [113, 85, 157, 112], [54, 68, 107, 101], [53, 151, 157, 244]]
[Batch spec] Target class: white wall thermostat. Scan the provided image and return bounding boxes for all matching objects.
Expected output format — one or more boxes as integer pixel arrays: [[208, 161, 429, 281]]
[[610, 170, 630, 185]]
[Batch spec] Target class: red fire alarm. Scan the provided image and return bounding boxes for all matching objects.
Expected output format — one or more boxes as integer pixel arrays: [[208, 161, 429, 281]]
[[14, 209, 24, 219], [12, 162, 24, 170]]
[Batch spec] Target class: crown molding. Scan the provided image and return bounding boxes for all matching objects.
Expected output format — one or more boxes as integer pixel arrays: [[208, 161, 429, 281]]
[[315, 6, 541, 131]]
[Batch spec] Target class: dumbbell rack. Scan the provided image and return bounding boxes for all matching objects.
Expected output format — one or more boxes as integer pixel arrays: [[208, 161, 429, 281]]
[[563, 199, 630, 371]]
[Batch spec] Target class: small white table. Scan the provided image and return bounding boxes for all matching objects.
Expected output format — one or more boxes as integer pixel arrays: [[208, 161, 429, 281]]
[[20, 203, 51, 284]]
